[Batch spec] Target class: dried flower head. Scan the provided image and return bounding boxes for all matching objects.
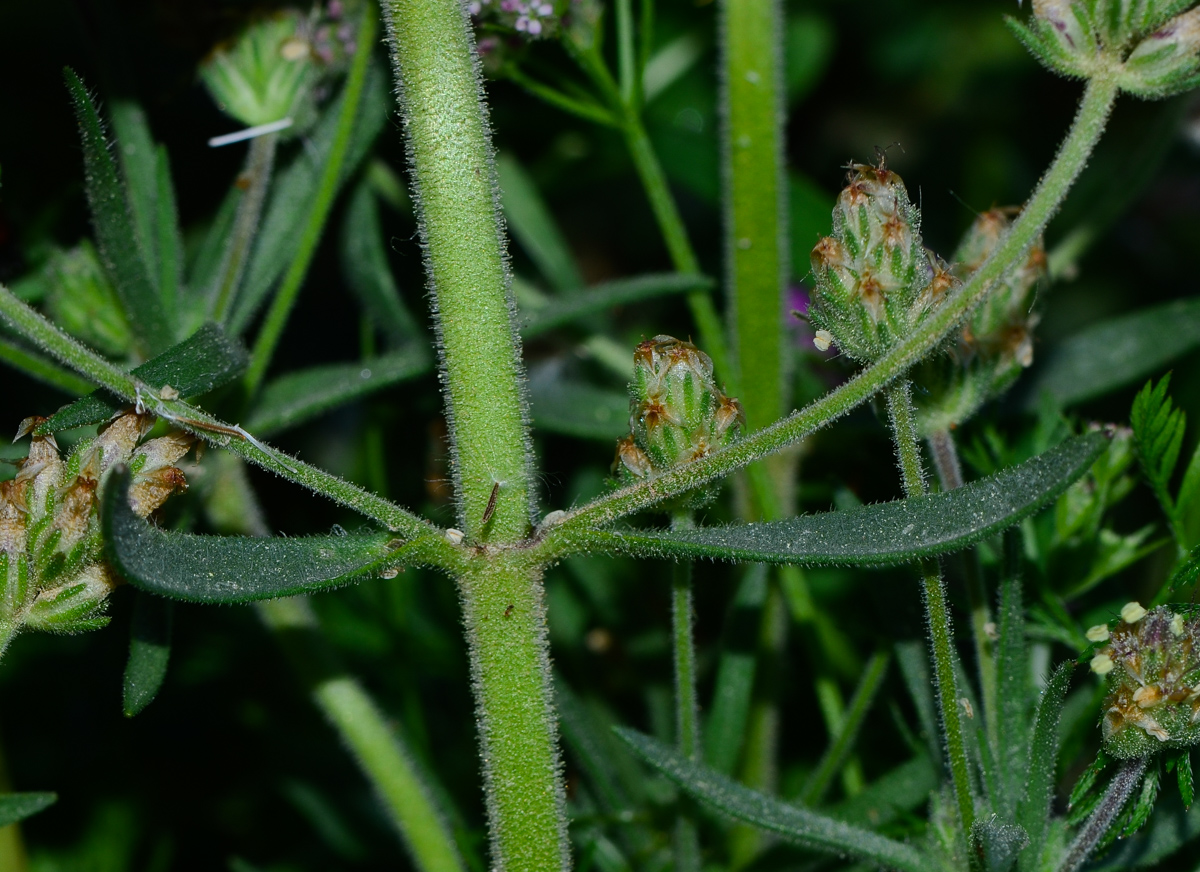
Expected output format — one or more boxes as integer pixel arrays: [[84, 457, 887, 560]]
[[0, 413, 192, 655]]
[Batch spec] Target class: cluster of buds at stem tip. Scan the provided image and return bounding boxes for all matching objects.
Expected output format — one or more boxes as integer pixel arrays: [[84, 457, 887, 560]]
[[807, 161, 955, 365], [914, 209, 1046, 435], [0, 413, 193, 657], [614, 336, 743, 505], [1008, 0, 1200, 98], [1087, 602, 1200, 758], [201, 2, 360, 133]]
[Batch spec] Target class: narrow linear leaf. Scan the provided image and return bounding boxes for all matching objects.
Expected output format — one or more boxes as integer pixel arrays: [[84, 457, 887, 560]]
[[832, 754, 938, 829], [994, 576, 1031, 820], [187, 185, 241, 301], [528, 366, 630, 440], [522, 273, 715, 338], [341, 181, 421, 348], [496, 152, 584, 293], [586, 433, 1106, 566], [103, 466, 399, 603], [123, 592, 173, 717], [155, 145, 183, 325], [230, 62, 389, 335], [1177, 442, 1200, 547], [1167, 547, 1200, 596], [63, 70, 171, 354], [0, 792, 57, 827], [108, 99, 160, 282], [245, 346, 432, 438], [1017, 662, 1073, 872], [615, 728, 928, 872], [1023, 298, 1200, 410], [37, 322, 249, 434]]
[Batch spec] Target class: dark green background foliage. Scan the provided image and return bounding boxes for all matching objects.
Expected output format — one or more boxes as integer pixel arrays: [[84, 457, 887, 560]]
[[1, 0, 1199, 869]]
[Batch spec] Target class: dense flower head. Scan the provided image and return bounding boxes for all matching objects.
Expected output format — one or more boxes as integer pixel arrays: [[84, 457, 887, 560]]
[[914, 209, 1046, 434], [0, 413, 192, 655], [614, 336, 743, 488], [1089, 602, 1200, 758], [807, 161, 949, 364]]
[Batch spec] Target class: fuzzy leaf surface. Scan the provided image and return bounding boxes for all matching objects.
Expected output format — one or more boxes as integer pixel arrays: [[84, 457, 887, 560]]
[[0, 792, 57, 827], [123, 592, 172, 717], [1023, 298, 1200, 410], [616, 728, 927, 872], [585, 433, 1105, 565], [63, 70, 171, 355], [37, 323, 248, 434], [103, 466, 398, 603], [245, 346, 432, 437]]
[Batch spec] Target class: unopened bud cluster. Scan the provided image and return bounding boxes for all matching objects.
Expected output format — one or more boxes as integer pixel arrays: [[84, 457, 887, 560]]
[[1088, 602, 1200, 758], [1011, 0, 1200, 98], [915, 209, 1045, 434], [0, 413, 191, 655], [614, 336, 743, 489], [807, 163, 954, 364], [202, 3, 359, 130]]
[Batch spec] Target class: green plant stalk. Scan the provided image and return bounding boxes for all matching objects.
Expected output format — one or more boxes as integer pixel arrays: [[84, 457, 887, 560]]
[[886, 382, 974, 838], [928, 428, 997, 750], [211, 132, 278, 323], [0, 285, 435, 543], [719, 0, 785, 433], [544, 76, 1119, 538], [670, 512, 701, 871], [457, 556, 568, 871], [244, 5, 376, 396], [259, 597, 465, 872], [382, 0, 566, 868], [621, 116, 732, 389], [382, 0, 532, 543]]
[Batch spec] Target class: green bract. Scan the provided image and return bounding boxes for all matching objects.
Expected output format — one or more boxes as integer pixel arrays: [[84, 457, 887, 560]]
[[807, 163, 954, 364]]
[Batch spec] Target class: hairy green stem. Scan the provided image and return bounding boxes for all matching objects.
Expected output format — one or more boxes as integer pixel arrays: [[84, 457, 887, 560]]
[[211, 132, 277, 323], [245, 5, 376, 396], [259, 597, 465, 872], [382, 1, 565, 869], [669, 511, 701, 870], [719, 0, 786, 432], [0, 285, 436, 543], [1060, 756, 1148, 872], [928, 428, 996, 748], [886, 382, 974, 838], [544, 76, 1118, 538]]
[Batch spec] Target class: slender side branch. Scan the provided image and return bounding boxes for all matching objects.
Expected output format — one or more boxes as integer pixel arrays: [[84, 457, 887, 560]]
[[1060, 757, 1148, 872], [887, 382, 975, 838], [211, 132, 278, 323], [542, 76, 1118, 540]]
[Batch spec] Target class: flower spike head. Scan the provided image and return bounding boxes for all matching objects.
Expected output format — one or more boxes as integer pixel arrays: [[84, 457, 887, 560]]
[[914, 209, 1045, 435], [0, 413, 192, 655], [1091, 605, 1200, 758], [1009, 0, 1200, 97], [808, 161, 946, 364], [614, 336, 743, 505]]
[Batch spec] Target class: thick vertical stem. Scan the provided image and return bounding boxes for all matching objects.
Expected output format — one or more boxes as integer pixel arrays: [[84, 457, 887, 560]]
[[457, 558, 568, 872], [383, 0, 533, 543], [670, 512, 701, 870], [886, 383, 975, 838], [719, 0, 786, 433]]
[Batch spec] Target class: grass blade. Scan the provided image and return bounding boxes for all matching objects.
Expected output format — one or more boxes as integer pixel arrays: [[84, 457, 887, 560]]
[[36, 322, 248, 434], [63, 70, 171, 354], [497, 152, 584, 293], [522, 273, 714, 338], [616, 728, 929, 872], [582, 433, 1106, 566], [341, 181, 422, 347], [245, 346, 432, 437], [993, 576, 1030, 820]]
